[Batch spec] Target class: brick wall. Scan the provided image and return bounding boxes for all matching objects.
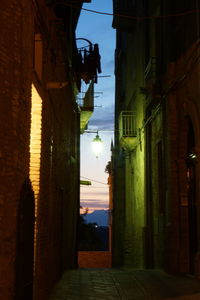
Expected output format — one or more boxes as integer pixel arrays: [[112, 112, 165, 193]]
[[165, 42, 200, 274], [78, 251, 112, 268], [0, 0, 80, 299], [0, 0, 34, 299], [32, 4, 80, 300]]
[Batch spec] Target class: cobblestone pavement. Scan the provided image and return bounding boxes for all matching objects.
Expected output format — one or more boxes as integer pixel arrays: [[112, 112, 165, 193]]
[[49, 268, 200, 300]]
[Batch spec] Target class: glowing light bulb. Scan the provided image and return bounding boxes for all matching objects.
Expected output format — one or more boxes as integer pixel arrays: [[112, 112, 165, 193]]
[[92, 133, 103, 158]]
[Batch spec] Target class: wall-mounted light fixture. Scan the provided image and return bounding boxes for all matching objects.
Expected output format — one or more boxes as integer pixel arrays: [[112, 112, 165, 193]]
[[188, 152, 197, 161]]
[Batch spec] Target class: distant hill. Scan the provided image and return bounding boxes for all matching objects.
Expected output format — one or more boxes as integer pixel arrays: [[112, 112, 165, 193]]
[[83, 209, 108, 226]]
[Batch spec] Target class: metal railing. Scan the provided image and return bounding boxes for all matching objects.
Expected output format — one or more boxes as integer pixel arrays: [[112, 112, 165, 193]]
[[119, 111, 137, 139], [77, 81, 94, 110]]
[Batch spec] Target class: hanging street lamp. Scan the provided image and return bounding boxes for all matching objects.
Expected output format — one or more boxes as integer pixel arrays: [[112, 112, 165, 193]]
[[91, 132, 103, 158]]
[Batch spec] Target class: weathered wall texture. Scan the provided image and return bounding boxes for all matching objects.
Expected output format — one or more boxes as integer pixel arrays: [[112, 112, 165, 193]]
[[112, 0, 200, 276], [78, 251, 111, 268], [0, 0, 80, 299], [164, 42, 200, 274], [0, 0, 33, 298]]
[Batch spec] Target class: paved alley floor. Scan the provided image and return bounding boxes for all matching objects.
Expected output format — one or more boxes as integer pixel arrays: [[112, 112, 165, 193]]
[[49, 268, 200, 300]]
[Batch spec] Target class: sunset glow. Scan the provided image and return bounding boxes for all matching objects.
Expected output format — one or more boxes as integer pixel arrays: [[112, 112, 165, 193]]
[[80, 185, 109, 213]]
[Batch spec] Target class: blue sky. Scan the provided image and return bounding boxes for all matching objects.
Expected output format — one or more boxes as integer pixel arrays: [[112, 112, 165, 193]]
[[76, 0, 115, 212]]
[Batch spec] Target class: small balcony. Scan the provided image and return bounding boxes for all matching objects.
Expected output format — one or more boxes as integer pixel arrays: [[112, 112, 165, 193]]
[[119, 111, 137, 150], [78, 81, 94, 133]]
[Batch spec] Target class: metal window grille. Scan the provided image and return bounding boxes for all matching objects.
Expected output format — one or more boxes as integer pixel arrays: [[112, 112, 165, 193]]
[[119, 111, 137, 138]]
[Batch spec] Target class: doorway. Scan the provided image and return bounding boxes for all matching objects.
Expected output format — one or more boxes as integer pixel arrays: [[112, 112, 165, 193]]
[[16, 179, 35, 300], [186, 118, 198, 274]]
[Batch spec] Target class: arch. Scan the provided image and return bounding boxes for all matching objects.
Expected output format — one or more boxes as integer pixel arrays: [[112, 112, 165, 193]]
[[184, 99, 200, 152], [178, 99, 200, 274]]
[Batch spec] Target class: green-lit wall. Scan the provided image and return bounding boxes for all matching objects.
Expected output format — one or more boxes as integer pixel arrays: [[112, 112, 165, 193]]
[[113, 0, 200, 274]]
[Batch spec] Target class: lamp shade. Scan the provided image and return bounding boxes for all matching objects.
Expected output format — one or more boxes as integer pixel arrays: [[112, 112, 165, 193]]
[[92, 133, 103, 158]]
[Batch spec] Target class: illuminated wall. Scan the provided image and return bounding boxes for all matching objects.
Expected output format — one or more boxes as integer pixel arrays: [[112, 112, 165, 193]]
[[29, 84, 42, 262], [113, 24, 146, 268]]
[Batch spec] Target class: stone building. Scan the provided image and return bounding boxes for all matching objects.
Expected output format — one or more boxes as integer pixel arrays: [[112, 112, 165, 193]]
[[0, 0, 91, 299], [112, 0, 200, 276]]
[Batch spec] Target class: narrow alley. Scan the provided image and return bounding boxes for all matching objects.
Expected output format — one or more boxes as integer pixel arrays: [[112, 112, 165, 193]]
[[1, 0, 200, 300], [49, 268, 200, 300]]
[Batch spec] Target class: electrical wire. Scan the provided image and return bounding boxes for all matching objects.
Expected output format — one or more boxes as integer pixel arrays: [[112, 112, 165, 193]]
[[81, 176, 108, 185], [63, 2, 200, 21], [80, 186, 107, 188], [84, 129, 114, 132], [82, 8, 199, 21], [117, 40, 200, 155]]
